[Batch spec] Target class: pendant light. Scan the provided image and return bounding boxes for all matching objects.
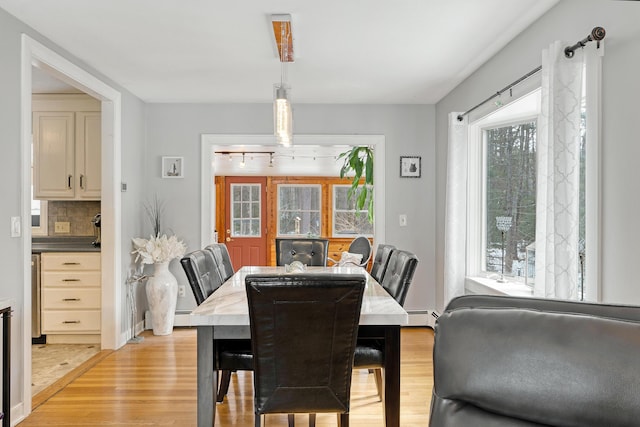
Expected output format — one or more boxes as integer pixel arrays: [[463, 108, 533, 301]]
[[272, 14, 294, 147]]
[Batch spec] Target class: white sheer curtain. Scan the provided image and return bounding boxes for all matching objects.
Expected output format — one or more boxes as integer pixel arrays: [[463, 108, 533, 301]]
[[443, 113, 468, 307], [534, 41, 584, 299]]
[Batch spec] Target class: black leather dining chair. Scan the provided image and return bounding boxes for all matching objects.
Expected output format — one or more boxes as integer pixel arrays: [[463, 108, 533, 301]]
[[204, 242, 234, 282], [180, 250, 253, 403], [275, 238, 329, 266], [353, 249, 419, 399], [379, 249, 419, 306], [246, 273, 366, 427], [369, 243, 396, 282]]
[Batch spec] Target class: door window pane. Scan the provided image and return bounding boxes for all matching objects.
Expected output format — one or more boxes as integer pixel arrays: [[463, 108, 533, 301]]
[[230, 183, 261, 237]]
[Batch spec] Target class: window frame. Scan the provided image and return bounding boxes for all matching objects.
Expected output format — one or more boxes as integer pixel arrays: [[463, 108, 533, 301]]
[[466, 90, 541, 283], [229, 183, 262, 238], [331, 184, 374, 238], [276, 183, 322, 237]]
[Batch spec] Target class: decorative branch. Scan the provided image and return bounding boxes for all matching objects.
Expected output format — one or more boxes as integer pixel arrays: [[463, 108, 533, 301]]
[[144, 194, 164, 237]]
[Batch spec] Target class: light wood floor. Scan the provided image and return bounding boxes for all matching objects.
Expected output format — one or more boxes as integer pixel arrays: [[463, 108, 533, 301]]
[[19, 327, 434, 426]]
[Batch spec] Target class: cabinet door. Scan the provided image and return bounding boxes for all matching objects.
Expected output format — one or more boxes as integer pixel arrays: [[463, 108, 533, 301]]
[[76, 112, 101, 199], [33, 112, 75, 199]]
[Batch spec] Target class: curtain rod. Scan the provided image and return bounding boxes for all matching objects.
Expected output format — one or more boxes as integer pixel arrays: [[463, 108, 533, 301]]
[[456, 26, 605, 122]]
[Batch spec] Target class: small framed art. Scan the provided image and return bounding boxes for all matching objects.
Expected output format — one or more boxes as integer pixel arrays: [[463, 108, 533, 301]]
[[400, 156, 421, 178], [162, 156, 184, 178]]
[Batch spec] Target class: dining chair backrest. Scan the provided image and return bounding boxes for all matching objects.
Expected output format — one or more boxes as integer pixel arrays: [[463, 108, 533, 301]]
[[180, 249, 223, 305], [347, 236, 373, 266], [204, 243, 235, 282], [370, 243, 396, 282], [275, 238, 329, 267], [245, 273, 365, 421], [380, 249, 419, 306]]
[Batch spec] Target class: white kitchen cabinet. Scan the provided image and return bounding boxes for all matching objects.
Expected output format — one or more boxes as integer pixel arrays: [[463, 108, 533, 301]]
[[41, 252, 101, 343], [33, 94, 101, 200]]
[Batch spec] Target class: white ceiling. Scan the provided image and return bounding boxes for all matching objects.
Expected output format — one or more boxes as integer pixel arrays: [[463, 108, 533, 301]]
[[1, 0, 559, 104]]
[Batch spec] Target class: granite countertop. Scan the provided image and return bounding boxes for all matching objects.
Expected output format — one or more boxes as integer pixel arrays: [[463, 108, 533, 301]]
[[32, 236, 101, 253]]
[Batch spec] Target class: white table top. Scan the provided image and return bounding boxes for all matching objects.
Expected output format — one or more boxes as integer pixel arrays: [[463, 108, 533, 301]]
[[189, 266, 409, 327]]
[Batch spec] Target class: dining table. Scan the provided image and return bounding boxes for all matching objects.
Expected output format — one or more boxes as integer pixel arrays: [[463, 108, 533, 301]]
[[189, 265, 409, 427]]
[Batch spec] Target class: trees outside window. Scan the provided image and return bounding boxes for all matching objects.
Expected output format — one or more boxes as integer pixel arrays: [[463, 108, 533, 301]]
[[485, 121, 537, 279], [333, 185, 373, 237], [277, 184, 321, 236]]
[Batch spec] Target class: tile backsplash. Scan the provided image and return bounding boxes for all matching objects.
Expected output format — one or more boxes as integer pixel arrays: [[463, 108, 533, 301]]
[[48, 201, 101, 236]]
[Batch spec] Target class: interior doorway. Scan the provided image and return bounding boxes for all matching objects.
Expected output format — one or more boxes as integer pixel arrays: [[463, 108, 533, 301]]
[[21, 35, 122, 418], [200, 134, 387, 249]]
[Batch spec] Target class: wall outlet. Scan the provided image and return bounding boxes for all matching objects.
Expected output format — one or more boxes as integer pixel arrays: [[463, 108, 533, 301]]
[[399, 214, 408, 227], [54, 221, 71, 233], [178, 285, 186, 298]]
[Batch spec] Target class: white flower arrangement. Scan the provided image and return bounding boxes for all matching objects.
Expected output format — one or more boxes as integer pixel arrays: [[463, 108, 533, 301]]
[[132, 234, 187, 264]]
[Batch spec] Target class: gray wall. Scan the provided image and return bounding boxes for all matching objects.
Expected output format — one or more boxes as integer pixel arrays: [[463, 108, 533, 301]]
[[144, 103, 437, 314], [435, 0, 640, 311], [0, 6, 147, 413]]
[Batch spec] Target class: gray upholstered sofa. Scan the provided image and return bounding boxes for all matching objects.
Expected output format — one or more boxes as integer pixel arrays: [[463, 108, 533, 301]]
[[430, 295, 640, 427]]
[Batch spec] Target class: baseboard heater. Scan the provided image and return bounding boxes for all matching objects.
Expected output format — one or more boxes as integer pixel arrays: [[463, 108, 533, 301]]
[[145, 310, 193, 329]]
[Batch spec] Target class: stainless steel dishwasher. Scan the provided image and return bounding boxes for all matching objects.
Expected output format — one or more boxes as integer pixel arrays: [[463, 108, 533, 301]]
[[31, 253, 42, 340]]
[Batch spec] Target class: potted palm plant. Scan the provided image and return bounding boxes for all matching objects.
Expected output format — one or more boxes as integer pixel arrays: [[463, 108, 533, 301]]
[[337, 146, 374, 223]]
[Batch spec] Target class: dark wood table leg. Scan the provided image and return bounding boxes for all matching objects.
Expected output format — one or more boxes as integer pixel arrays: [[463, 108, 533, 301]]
[[383, 325, 400, 427], [197, 326, 216, 427], [2, 308, 10, 427]]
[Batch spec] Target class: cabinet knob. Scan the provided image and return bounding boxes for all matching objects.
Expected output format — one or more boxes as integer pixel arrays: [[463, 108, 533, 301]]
[[80, 174, 85, 189], [62, 298, 80, 302], [62, 320, 81, 324], [68, 174, 73, 189]]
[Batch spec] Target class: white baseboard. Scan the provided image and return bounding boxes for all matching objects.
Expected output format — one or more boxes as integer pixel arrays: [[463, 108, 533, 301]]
[[12, 401, 25, 426], [407, 310, 439, 329]]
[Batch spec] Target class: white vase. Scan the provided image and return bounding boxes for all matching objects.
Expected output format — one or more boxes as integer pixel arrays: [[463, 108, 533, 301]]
[[146, 261, 178, 335]]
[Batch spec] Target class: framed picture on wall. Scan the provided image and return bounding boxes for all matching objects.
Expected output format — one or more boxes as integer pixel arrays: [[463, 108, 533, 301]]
[[400, 156, 421, 178], [162, 156, 184, 178]]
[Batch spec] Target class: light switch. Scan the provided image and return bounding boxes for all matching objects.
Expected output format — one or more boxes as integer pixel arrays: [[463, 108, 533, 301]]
[[10, 216, 21, 237], [399, 214, 408, 227]]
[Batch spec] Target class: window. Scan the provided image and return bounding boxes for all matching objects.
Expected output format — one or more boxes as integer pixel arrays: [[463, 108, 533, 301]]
[[277, 184, 321, 236], [230, 184, 261, 237], [468, 89, 541, 284], [31, 145, 48, 236], [469, 87, 588, 296], [332, 185, 373, 237]]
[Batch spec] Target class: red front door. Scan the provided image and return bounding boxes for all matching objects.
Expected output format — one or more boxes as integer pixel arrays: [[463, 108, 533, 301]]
[[224, 177, 268, 270]]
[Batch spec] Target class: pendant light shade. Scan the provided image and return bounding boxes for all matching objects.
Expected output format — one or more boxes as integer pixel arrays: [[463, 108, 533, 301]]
[[274, 83, 292, 147]]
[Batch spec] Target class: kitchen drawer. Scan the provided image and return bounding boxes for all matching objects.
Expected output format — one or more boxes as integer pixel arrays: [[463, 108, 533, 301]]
[[42, 271, 101, 287], [42, 252, 101, 271], [42, 310, 101, 333], [42, 288, 101, 309]]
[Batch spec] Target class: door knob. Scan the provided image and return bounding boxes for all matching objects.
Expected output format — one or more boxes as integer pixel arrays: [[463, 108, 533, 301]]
[[226, 237, 232, 242]]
